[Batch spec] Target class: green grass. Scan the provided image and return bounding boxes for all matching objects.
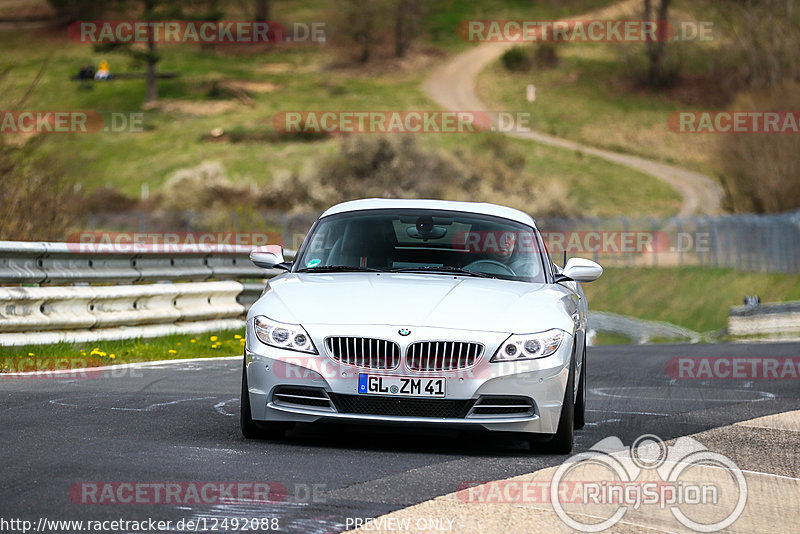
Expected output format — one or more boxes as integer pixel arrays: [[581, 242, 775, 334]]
[[474, 0, 747, 178], [422, 0, 620, 52], [436, 133, 682, 217], [0, 329, 245, 372], [591, 331, 633, 345], [477, 45, 724, 176], [583, 267, 800, 333], [1, 0, 686, 223]]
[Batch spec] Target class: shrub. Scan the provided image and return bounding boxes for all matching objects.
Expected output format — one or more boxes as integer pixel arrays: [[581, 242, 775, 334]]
[[717, 82, 800, 213], [259, 135, 577, 217], [501, 46, 531, 72], [46, 0, 104, 22], [82, 186, 137, 213], [721, 0, 800, 91], [533, 43, 559, 69], [0, 138, 77, 241], [159, 161, 248, 213]]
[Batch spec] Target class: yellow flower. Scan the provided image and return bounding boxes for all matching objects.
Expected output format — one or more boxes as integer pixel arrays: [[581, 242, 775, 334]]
[[190, 339, 196, 343], [210, 336, 219, 342], [234, 334, 242, 340], [81, 351, 87, 356], [28, 352, 35, 356], [177, 342, 182, 346], [99, 352, 107, 357], [109, 354, 116, 359], [168, 349, 177, 354]]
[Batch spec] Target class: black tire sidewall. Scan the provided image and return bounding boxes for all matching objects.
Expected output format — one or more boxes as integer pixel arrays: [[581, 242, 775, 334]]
[[574, 344, 587, 429]]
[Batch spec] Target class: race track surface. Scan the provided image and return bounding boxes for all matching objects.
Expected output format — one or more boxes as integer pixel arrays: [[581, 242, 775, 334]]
[[2, 343, 798, 533]]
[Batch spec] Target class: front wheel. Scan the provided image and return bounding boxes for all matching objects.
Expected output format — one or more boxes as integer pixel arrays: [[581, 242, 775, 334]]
[[533, 352, 575, 454], [240, 360, 290, 440], [574, 344, 587, 430]]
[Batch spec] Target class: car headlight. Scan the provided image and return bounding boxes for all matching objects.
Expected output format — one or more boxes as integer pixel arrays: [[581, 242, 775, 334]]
[[491, 329, 565, 362], [253, 315, 317, 354]]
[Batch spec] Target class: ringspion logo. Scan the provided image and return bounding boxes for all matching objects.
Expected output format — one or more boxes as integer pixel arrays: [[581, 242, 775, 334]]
[[550, 435, 746, 532]]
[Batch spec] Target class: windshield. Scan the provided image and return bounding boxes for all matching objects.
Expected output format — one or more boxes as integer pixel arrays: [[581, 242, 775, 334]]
[[294, 209, 548, 283]]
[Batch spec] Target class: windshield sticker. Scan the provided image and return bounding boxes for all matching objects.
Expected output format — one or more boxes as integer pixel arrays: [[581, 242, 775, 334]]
[[306, 258, 321, 268]]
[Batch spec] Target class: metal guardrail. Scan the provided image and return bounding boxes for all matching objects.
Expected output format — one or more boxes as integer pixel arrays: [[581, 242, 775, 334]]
[[0, 241, 270, 284], [0, 240, 731, 346], [728, 301, 800, 336], [0, 241, 294, 347], [588, 312, 700, 344], [539, 210, 800, 273]]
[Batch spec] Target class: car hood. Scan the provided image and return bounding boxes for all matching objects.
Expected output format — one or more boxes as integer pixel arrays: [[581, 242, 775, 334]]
[[249, 273, 578, 333]]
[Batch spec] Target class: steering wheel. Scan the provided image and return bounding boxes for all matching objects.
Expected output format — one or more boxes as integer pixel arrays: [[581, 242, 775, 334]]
[[463, 259, 516, 276]]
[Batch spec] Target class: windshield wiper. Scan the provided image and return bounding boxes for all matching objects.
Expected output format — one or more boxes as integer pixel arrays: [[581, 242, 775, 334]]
[[389, 266, 493, 278], [296, 265, 384, 273]]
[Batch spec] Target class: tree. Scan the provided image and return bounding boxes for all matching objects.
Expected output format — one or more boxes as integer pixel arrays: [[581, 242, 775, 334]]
[[643, 0, 671, 87], [344, 0, 381, 63], [94, 0, 201, 103], [338, 0, 421, 63], [254, 0, 270, 22], [0, 63, 77, 241], [46, 0, 103, 22], [721, 0, 800, 90], [394, 0, 420, 58]]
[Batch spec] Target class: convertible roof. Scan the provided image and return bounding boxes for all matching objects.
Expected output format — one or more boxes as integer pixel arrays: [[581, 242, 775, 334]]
[[320, 199, 536, 227]]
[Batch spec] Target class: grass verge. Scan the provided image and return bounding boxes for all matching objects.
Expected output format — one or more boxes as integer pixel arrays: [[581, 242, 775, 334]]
[[0, 329, 245, 372], [583, 267, 800, 333]]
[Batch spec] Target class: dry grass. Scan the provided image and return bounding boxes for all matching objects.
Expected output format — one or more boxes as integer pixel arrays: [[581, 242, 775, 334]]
[[258, 135, 578, 216], [716, 83, 800, 213]]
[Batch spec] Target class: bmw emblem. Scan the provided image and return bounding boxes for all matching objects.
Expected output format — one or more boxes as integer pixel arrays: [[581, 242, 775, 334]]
[[398, 328, 411, 336]]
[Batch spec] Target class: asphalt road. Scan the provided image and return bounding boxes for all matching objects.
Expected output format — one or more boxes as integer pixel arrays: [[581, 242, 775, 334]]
[[1, 343, 798, 534]]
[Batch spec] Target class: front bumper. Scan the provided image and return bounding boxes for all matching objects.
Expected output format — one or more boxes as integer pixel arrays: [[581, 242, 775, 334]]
[[244, 321, 574, 435]]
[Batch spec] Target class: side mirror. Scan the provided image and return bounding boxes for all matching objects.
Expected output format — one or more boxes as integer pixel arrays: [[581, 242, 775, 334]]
[[558, 258, 603, 283], [250, 245, 288, 270]]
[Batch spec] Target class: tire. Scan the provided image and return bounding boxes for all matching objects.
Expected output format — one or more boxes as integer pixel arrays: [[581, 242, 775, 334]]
[[533, 351, 575, 454], [574, 344, 587, 430], [240, 360, 290, 440]]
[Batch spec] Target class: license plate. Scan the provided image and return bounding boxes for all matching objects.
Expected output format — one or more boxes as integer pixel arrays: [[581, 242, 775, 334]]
[[358, 373, 445, 398]]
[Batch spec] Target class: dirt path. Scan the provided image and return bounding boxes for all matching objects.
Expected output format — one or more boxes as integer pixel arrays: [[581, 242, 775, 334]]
[[423, 0, 724, 217]]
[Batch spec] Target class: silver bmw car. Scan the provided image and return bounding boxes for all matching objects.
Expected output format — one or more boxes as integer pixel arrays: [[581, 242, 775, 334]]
[[241, 199, 602, 453]]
